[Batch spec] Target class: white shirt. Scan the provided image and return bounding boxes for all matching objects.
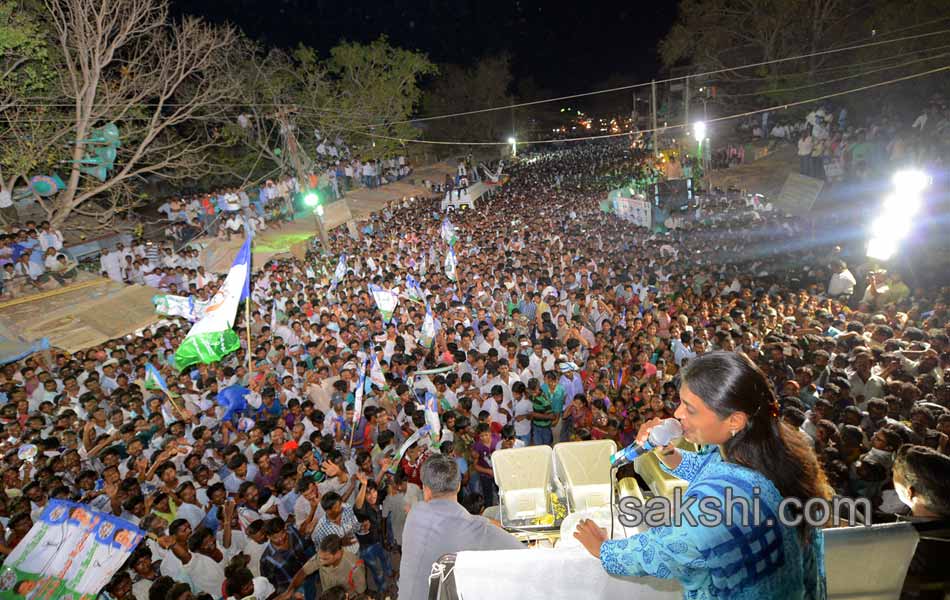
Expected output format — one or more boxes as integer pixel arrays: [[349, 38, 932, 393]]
[[186, 552, 225, 597], [827, 269, 856, 297], [244, 538, 268, 578], [513, 397, 533, 437]]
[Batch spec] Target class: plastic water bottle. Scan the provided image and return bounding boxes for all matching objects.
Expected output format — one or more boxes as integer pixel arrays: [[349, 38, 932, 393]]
[[647, 418, 684, 448]]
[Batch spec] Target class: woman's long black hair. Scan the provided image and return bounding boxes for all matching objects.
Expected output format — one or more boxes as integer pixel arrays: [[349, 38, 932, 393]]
[[681, 351, 832, 540]]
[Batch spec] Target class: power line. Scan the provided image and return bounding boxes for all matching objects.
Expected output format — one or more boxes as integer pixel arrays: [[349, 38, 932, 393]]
[[724, 51, 950, 98], [866, 16, 950, 39], [5, 30, 948, 127], [343, 64, 950, 146], [355, 28, 950, 129]]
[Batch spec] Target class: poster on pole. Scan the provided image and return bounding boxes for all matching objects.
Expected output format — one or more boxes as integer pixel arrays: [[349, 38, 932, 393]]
[[0, 500, 144, 600]]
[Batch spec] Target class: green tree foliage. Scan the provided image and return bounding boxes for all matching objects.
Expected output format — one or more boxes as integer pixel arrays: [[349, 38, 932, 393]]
[[421, 54, 514, 150], [0, 0, 59, 192], [321, 36, 437, 159], [659, 0, 950, 106]]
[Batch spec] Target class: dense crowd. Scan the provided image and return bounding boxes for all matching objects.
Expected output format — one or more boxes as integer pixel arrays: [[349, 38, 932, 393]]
[[714, 95, 950, 186], [0, 134, 947, 600]]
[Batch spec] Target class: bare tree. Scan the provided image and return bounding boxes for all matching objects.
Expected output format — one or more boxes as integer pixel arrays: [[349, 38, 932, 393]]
[[39, 0, 239, 228]]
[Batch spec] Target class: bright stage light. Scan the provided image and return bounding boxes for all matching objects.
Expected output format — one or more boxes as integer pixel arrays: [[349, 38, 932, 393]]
[[871, 214, 911, 239], [507, 137, 516, 144], [304, 192, 319, 207], [867, 236, 898, 261], [892, 169, 930, 195], [866, 169, 929, 261], [693, 121, 706, 140]]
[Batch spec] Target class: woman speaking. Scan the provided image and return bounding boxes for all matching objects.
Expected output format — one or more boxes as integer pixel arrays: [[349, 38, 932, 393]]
[[575, 351, 831, 599]]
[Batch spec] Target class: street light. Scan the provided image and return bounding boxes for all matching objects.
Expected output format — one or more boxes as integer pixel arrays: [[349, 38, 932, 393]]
[[507, 136, 517, 157], [692, 121, 709, 192]]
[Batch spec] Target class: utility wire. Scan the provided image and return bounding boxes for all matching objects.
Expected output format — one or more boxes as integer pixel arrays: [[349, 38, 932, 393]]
[[342, 64, 950, 146], [5, 31, 949, 126], [724, 51, 950, 98], [354, 28, 950, 129]]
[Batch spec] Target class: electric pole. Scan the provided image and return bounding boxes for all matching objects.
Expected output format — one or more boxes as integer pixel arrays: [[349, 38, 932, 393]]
[[651, 79, 658, 157], [684, 76, 690, 130]]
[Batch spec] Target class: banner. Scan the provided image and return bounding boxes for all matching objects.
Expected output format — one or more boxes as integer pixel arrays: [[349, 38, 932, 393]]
[[387, 425, 431, 474], [419, 304, 436, 349], [0, 500, 144, 600], [153, 294, 212, 323], [405, 274, 425, 304], [440, 219, 457, 246], [444, 247, 458, 282], [368, 284, 399, 323], [423, 391, 441, 444], [613, 196, 652, 229]]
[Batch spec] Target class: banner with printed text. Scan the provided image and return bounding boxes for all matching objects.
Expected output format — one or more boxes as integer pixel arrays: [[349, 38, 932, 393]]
[[0, 500, 144, 600]]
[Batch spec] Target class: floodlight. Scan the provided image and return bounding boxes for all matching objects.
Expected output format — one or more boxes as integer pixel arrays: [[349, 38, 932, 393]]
[[693, 121, 706, 140], [892, 169, 930, 196], [866, 236, 898, 261]]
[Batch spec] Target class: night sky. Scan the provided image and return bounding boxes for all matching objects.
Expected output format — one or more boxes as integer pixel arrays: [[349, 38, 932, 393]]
[[170, 0, 677, 99]]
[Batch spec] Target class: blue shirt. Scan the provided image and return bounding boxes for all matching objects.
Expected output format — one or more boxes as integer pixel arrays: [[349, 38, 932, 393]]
[[600, 446, 826, 600]]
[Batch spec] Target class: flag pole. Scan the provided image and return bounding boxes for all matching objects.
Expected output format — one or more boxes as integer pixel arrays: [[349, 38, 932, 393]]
[[163, 388, 188, 422], [245, 297, 252, 375], [245, 234, 253, 376]]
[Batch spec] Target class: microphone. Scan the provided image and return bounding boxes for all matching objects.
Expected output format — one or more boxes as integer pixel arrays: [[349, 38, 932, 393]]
[[609, 418, 683, 466]]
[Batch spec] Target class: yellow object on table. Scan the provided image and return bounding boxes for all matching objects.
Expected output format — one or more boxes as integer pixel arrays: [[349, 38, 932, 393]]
[[634, 450, 688, 499]]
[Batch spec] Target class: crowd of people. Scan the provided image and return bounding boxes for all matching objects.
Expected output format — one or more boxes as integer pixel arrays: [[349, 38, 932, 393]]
[[789, 96, 950, 184], [0, 132, 946, 600], [158, 155, 414, 247], [718, 95, 950, 188], [0, 220, 78, 298]]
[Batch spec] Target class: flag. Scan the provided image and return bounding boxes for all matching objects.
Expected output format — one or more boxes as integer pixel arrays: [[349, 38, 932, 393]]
[[174, 235, 251, 371], [352, 358, 367, 427], [419, 304, 436, 349], [153, 294, 212, 322], [270, 299, 280, 332], [144, 363, 171, 396], [388, 425, 431, 474], [330, 254, 347, 289], [368, 353, 387, 392], [424, 391, 441, 443], [217, 385, 251, 421], [368, 284, 399, 323], [405, 274, 425, 303], [441, 218, 457, 246], [418, 253, 427, 276], [444, 247, 457, 282]]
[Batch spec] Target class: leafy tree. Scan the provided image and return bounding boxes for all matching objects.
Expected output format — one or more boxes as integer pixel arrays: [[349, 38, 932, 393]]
[[322, 36, 437, 159], [0, 0, 57, 196], [223, 36, 435, 179], [421, 54, 514, 150], [0, 0, 238, 229]]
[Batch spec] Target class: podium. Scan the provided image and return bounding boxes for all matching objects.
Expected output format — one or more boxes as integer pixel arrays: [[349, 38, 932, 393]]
[[553, 440, 617, 512], [428, 522, 920, 600]]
